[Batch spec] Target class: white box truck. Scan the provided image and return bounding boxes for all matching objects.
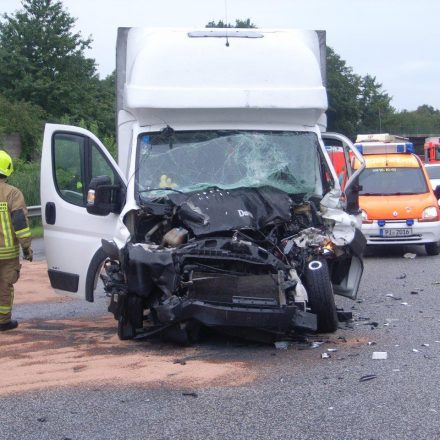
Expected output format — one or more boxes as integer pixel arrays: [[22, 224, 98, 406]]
[[41, 28, 366, 341]]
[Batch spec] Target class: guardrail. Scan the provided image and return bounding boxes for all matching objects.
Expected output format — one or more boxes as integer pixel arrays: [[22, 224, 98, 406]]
[[28, 205, 42, 218]]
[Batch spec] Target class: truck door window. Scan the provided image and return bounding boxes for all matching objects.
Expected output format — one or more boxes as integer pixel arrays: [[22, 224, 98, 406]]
[[53, 133, 86, 206], [91, 141, 116, 184]]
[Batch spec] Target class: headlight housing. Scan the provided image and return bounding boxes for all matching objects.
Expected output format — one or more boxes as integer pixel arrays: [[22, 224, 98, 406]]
[[361, 209, 372, 224], [421, 206, 439, 221]]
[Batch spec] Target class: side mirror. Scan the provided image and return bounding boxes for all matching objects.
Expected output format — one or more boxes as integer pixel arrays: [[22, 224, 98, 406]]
[[87, 175, 123, 216], [434, 185, 440, 200]]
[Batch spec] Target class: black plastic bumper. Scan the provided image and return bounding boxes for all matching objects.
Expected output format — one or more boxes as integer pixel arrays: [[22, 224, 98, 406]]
[[155, 299, 317, 332]]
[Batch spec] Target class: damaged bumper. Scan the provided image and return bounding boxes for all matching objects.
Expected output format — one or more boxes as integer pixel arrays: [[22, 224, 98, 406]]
[[155, 299, 317, 332]]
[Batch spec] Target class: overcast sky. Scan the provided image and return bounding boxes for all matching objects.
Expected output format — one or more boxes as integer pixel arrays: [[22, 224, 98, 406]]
[[3, 0, 440, 111]]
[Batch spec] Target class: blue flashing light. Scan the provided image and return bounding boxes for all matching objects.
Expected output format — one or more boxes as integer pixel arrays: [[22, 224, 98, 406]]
[[396, 144, 404, 153], [355, 143, 363, 154], [378, 220, 386, 227], [406, 219, 414, 226], [405, 142, 414, 153]]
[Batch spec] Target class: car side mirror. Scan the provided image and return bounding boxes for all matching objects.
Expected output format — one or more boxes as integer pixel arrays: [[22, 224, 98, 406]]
[[434, 185, 440, 200], [87, 175, 123, 216]]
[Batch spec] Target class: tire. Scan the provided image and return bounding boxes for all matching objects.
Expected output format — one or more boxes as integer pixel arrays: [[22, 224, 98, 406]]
[[305, 259, 338, 333], [425, 242, 440, 256], [117, 315, 136, 340]]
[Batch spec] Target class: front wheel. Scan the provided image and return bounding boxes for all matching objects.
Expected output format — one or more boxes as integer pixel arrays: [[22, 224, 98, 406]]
[[425, 242, 440, 256], [117, 316, 136, 340], [305, 259, 338, 333]]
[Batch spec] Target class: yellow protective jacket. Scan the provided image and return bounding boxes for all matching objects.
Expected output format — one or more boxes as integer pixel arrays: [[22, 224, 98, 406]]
[[0, 178, 31, 260]]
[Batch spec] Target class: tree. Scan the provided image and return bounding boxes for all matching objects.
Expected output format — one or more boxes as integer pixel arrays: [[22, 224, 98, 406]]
[[206, 18, 256, 28], [326, 47, 361, 139], [0, 94, 45, 160], [357, 74, 393, 134], [0, 0, 98, 121]]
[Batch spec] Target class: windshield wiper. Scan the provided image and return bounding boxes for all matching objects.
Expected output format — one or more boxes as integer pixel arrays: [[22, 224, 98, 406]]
[[139, 187, 184, 194]]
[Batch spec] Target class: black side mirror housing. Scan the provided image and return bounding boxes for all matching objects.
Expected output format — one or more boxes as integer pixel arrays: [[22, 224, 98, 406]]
[[87, 175, 123, 216], [434, 185, 440, 200]]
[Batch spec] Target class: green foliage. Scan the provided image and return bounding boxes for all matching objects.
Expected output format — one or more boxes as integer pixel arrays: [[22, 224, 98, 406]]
[[0, 0, 116, 158], [206, 18, 256, 28], [326, 47, 362, 138], [326, 48, 394, 138], [0, 0, 96, 118], [383, 105, 440, 135], [8, 159, 40, 205]]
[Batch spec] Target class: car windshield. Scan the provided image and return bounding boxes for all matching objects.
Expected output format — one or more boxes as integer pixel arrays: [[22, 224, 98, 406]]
[[136, 130, 324, 199], [426, 166, 440, 179], [359, 167, 428, 195]]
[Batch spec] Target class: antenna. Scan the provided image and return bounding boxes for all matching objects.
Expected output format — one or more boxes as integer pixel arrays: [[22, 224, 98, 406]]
[[224, 0, 229, 47]]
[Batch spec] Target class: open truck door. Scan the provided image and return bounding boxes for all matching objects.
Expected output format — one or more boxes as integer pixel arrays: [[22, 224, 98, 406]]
[[322, 132, 366, 300], [41, 124, 126, 301], [322, 132, 365, 215]]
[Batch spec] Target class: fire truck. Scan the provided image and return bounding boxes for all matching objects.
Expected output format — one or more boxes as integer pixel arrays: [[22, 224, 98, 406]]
[[424, 137, 440, 164]]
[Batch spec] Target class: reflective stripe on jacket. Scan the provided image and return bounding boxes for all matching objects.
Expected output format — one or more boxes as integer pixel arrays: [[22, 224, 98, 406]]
[[0, 179, 31, 260]]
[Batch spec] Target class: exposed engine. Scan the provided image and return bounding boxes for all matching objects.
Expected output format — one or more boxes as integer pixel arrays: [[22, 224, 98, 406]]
[[102, 186, 365, 341]]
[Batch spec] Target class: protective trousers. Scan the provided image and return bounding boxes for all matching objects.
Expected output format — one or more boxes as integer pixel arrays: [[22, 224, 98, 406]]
[[0, 257, 20, 324]]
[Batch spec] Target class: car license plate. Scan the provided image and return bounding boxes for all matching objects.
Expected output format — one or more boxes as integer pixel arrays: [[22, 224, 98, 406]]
[[380, 228, 412, 237]]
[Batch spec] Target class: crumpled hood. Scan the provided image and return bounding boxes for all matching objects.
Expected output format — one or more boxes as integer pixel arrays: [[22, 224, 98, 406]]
[[167, 186, 293, 236]]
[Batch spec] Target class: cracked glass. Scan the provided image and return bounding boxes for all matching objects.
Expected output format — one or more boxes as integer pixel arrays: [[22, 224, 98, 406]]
[[136, 130, 323, 199]]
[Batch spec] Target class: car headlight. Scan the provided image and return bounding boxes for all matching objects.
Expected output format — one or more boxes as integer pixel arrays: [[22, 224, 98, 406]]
[[361, 209, 372, 224], [421, 206, 439, 221]]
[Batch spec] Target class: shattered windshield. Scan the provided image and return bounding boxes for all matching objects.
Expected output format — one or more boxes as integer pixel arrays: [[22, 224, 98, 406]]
[[136, 130, 323, 199]]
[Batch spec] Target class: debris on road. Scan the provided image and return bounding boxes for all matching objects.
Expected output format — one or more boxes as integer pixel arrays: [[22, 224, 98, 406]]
[[182, 392, 198, 398], [310, 341, 325, 349], [372, 352, 388, 360], [410, 290, 419, 295], [359, 374, 377, 382], [412, 349, 419, 353], [385, 294, 402, 300], [321, 353, 331, 359], [403, 253, 417, 259], [401, 302, 409, 306], [274, 341, 289, 350], [422, 343, 430, 347], [396, 273, 407, 279], [368, 341, 377, 346], [327, 348, 338, 352]]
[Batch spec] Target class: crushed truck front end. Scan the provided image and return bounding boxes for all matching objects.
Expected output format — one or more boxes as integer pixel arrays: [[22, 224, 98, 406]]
[[98, 127, 365, 341]]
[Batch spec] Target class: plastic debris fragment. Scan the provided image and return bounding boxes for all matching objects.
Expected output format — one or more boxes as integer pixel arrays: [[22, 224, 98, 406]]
[[403, 253, 416, 259], [412, 349, 419, 353], [372, 352, 388, 360], [401, 302, 409, 306], [275, 341, 289, 350], [327, 348, 338, 352], [182, 392, 198, 398], [385, 294, 402, 300], [422, 343, 430, 347], [368, 341, 377, 346], [310, 341, 325, 349], [359, 374, 377, 382], [321, 353, 331, 359]]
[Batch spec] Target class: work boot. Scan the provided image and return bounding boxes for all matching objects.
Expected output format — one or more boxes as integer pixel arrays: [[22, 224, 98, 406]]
[[0, 320, 18, 331]]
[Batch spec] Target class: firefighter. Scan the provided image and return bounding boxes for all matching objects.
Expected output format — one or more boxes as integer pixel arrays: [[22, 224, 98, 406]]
[[0, 150, 33, 331]]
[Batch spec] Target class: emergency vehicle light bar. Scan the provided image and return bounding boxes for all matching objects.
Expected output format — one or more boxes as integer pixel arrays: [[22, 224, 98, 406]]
[[355, 142, 414, 155]]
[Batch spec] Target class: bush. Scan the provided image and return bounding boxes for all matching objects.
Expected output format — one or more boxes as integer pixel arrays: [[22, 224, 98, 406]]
[[8, 159, 41, 206]]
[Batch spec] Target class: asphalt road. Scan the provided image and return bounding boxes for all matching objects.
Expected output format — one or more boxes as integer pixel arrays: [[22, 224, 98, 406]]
[[2, 243, 440, 440]]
